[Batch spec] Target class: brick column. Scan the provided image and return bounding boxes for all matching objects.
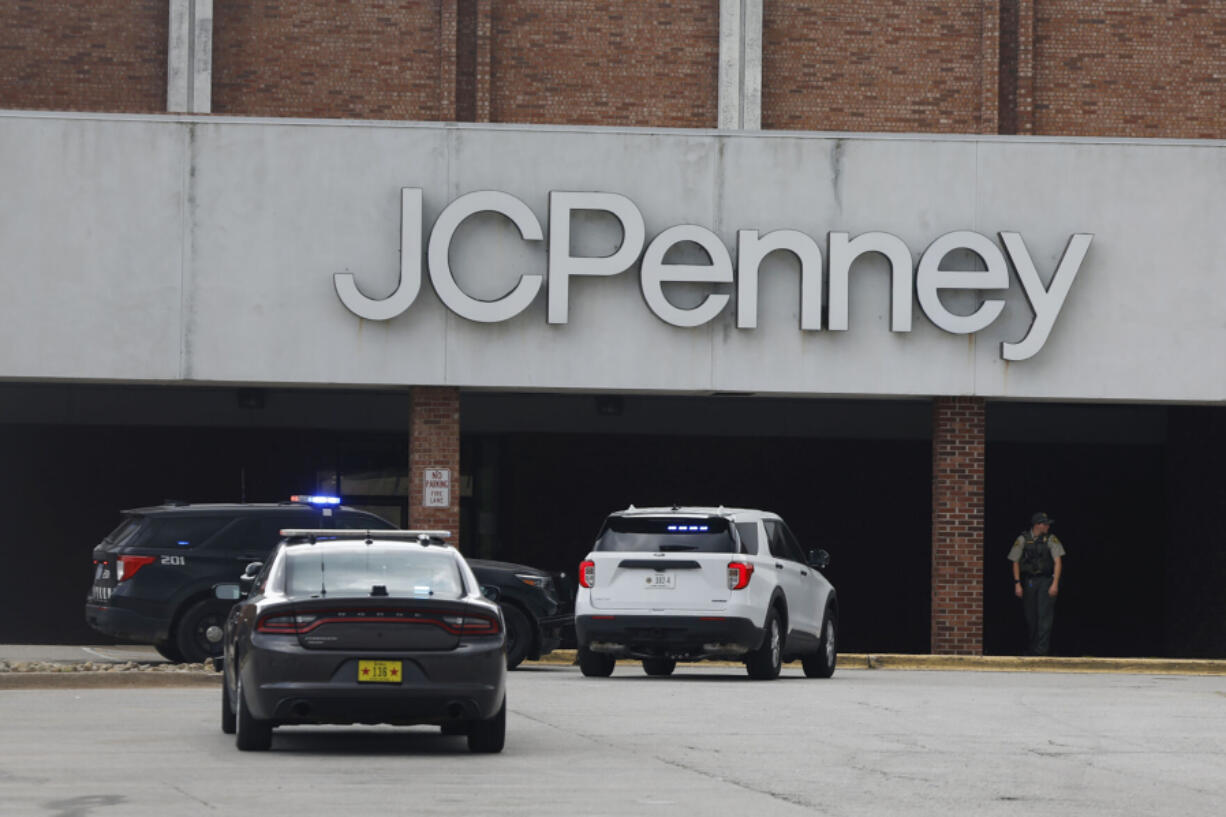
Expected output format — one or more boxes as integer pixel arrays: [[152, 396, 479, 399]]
[[409, 386, 461, 544], [931, 396, 986, 655]]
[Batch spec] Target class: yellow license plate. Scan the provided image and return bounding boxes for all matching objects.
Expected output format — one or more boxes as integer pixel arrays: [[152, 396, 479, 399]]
[[357, 660, 402, 684]]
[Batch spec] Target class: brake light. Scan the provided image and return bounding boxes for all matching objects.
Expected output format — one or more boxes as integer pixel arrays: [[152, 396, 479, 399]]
[[255, 610, 499, 635], [727, 561, 754, 590], [579, 560, 595, 589], [116, 555, 156, 582], [458, 615, 501, 636], [256, 613, 317, 634]]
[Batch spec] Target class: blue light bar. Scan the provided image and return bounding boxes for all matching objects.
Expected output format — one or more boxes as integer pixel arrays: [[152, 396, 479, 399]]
[[666, 524, 709, 532], [291, 495, 342, 506]]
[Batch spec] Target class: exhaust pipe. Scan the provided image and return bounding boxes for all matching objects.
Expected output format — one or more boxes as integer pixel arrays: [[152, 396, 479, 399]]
[[292, 701, 312, 718], [445, 701, 465, 720]]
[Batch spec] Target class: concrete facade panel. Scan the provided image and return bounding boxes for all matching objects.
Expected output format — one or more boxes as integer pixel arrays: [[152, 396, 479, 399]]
[[1, 113, 1223, 403], [0, 117, 186, 380]]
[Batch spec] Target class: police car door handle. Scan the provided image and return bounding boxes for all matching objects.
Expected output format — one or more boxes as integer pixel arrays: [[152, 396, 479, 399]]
[[800, 570, 808, 576], [775, 562, 784, 570]]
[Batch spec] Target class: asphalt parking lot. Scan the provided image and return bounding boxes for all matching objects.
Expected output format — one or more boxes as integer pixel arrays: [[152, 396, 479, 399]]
[[3, 663, 1225, 817]]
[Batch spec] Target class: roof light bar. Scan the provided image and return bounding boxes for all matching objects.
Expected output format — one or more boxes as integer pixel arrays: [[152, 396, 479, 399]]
[[279, 528, 452, 540], [290, 495, 342, 506]]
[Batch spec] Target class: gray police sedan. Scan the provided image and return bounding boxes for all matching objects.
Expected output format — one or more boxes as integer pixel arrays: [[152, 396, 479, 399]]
[[217, 529, 507, 752]]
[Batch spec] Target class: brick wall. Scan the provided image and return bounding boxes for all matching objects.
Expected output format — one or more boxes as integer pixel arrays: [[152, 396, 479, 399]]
[[932, 396, 986, 655], [489, 0, 719, 127], [763, 0, 1000, 134], [212, 0, 445, 120], [1030, 1, 1226, 138], [409, 386, 461, 543], [0, 0, 166, 114]]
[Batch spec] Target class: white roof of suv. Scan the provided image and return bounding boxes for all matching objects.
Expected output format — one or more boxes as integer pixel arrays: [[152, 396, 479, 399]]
[[611, 506, 776, 522]]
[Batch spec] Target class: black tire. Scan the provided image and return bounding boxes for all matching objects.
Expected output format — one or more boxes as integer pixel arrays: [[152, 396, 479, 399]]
[[642, 657, 676, 677], [578, 645, 616, 677], [155, 642, 184, 663], [221, 677, 237, 734], [235, 677, 272, 751], [802, 611, 838, 679], [746, 609, 783, 680], [467, 697, 506, 754], [173, 599, 230, 664], [501, 604, 532, 670]]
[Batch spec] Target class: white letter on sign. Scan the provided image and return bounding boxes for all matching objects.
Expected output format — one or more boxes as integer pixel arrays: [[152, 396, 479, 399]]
[[334, 188, 423, 320], [640, 225, 733, 328], [427, 191, 544, 323], [547, 192, 646, 324], [916, 231, 1009, 335]]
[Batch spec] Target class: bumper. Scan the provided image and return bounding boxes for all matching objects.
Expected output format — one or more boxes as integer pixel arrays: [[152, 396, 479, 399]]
[[535, 612, 575, 655], [576, 614, 764, 660], [240, 635, 507, 725], [84, 601, 169, 644]]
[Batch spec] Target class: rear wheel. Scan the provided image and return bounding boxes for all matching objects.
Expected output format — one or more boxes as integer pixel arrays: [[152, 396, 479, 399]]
[[746, 610, 782, 680], [578, 645, 616, 677], [501, 604, 532, 670], [802, 612, 838, 679], [642, 657, 676, 677], [467, 697, 506, 754], [220, 677, 236, 734], [235, 677, 272, 751], [173, 599, 229, 664]]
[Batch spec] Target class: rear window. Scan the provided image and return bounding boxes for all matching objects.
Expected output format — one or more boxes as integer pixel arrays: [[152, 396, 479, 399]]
[[119, 515, 233, 549], [104, 516, 146, 548], [594, 517, 737, 553], [283, 544, 465, 599]]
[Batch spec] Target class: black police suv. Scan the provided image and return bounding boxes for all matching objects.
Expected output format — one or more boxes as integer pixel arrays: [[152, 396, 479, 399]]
[[467, 559, 573, 669], [85, 497, 573, 668], [86, 498, 396, 663]]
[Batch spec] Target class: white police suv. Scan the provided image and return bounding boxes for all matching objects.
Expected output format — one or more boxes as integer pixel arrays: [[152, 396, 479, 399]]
[[574, 506, 838, 680]]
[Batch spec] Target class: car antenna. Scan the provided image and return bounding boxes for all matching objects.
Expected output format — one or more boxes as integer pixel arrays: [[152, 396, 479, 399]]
[[318, 550, 327, 597]]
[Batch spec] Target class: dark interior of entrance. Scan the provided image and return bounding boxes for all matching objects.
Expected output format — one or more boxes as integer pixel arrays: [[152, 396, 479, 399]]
[[1, 385, 1222, 658]]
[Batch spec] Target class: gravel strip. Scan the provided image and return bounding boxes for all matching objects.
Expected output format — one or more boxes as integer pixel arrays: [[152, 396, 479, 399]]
[[0, 660, 218, 674]]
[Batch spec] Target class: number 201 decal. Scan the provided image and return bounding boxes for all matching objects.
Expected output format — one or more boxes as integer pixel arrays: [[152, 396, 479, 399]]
[[160, 555, 186, 566]]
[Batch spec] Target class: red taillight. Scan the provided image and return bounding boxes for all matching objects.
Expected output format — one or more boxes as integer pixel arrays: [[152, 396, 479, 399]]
[[459, 615, 501, 636], [256, 610, 500, 636], [579, 560, 595, 588], [727, 561, 754, 590], [116, 555, 156, 582], [256, 613, 314, 634]]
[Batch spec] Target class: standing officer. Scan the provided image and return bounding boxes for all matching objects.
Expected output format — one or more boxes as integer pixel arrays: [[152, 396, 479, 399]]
[[1008, 512, 1065, 656]]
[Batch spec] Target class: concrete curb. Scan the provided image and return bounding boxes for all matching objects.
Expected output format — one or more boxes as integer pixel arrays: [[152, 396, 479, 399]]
[[526, 650, 1226, 675], [4, 653, 1224, 689]]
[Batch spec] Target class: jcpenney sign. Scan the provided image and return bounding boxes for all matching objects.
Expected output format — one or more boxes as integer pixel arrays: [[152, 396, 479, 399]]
[[334, 190, 1092, 361]]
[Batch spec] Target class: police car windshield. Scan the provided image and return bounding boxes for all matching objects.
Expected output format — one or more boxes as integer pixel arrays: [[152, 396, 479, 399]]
[[284, 544, 465, 599], [594, 517, 736, 553]]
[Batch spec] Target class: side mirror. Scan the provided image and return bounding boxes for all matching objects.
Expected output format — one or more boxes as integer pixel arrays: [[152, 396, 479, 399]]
[[214, 583, 242, 601], [481, 585, 501, 602], [808, 549, 831, 570]]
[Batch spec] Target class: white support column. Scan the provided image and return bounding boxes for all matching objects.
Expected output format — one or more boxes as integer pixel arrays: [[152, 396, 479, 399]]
[[168, 0, 213, 113], [718, 0, 762, 130]]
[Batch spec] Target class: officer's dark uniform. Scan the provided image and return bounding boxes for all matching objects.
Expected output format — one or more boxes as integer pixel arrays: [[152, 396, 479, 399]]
[[1008, 518, 1066, 656]]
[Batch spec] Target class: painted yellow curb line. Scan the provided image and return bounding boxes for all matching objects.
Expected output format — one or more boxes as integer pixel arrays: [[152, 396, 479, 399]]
[[526, 650, 1226, 675]]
